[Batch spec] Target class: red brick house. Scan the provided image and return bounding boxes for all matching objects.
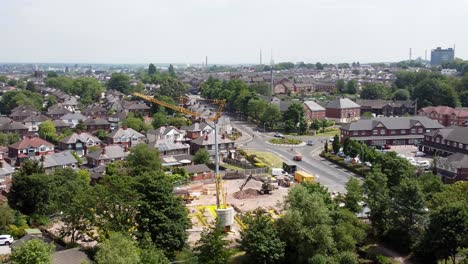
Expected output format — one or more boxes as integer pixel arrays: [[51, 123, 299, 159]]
[[341, 116, 444, 146], [420, 126, 468, 156], [0, 121, 29, 136], [83, 117, 111, 133], [303, 101, 326, 122], [8, 136, 55, 165], [86, 145, 129, 167], [184, 164, 213, 181], [418, 106, 468, 127], [106, 127, 146, 147], [326, 98, 361, 123]]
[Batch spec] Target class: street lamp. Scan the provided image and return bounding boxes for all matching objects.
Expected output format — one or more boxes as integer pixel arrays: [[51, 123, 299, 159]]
[[263, 122, 266, 133]]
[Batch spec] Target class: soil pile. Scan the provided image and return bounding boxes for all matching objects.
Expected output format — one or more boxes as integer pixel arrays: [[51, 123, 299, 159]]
[[233, 188, 260, 199]]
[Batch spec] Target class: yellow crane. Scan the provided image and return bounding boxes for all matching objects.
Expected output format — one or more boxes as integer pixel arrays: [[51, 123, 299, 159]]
[[133, 92, 228, 209]]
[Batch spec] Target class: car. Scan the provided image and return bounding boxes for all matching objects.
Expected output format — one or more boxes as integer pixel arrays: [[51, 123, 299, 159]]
[[415, 151, 426, 157], [328, 138, 334, 142], [307, 140, 314, 146], [384, 144, 391, 150], [274, 132, 285, 139], [0, 235, 13, 246], [364, 162, 372, 167], [293, 155, 302, 161], [337, 151, 346, 157]]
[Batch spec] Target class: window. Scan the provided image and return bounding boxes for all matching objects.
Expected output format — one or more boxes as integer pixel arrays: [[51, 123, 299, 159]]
[[418, 128, 423, 133], [380, 130, 385, 135], [411, 128, 416, 134], [39, 146, 46, 152], [401, 130, 406, 134], [426, 129, 431, 133], [353, 131, 358, 136], [391, 130, 396, 135], [459, 143, 463, 149], [372, 130, 378, 135], [435, 137, 440, 143]]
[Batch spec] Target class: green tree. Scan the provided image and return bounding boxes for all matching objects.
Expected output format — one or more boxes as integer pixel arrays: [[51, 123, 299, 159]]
[[363, 170, 392, 237], [108, 73, 131, 94], [47, 71, 58, 78], [344, 178, 363, 214], [195, 223, 230, 264], [152, 112, 168, 128], [45, 76, 74, 93], [362, 111, 373, 119], [342, 137, 351, 155], [412, 78, 460, 108], [159, 76, 188, 98], [283, 102, 304, 132], [38, 120, 57, 143], [346, 80, 358, 94], [240, 211, 285, 264], [393, 89, 410, 101], [168, 64, 177, 78], [194, 149, 210, 165], [26, 81, 36, 92], [250, 82, 271, 96], [139, 234, 171, 264], [336, 79, 346, 93], [95, 233, 140, 264], [460, 90, 468, 107], [420, 203, 468, 264], [135, 172, 190, 257], [10, 239, 54, 264], [168, 116, 190, 128], [148, 63, 157, 75], [332, 134, 341, 154], [360, 83, 389, 99], [127, 144, 161, 175], [0, 90, 43, 114], [247, 99, 266, 121], [316, 62, 324, 70], [123, 117, 151, 132], [260, 104, 282, 129], [0, 203, 16, 233], [72, 77, 105, 104], [336, 251, 358, 264], [323, 141, 329, 153], [0, 133, 20, 146]]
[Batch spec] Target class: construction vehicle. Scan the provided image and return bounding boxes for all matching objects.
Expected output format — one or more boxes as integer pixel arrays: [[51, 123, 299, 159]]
[[239, 174, 274, 195], [239, 174, 254, 191], [294, 170, 315, 183], [276, 174, 292, 187], [283, 161, 297, 174], [173, 189, 194, 204]]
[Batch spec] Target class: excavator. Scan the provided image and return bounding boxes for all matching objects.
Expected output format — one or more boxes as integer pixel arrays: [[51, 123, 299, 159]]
[[239, 174, 274, 195]]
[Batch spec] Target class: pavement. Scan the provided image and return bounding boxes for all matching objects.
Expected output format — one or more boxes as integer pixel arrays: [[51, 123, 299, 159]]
[[0, 245, 11, 256], [232, 120, 360, 193]]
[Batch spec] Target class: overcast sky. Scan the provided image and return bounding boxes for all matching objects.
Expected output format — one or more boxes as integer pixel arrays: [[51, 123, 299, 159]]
[[0, 0, 466, 64]]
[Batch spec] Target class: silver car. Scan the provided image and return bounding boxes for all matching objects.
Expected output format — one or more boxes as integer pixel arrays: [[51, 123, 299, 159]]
[[0, 235, 13, 246]]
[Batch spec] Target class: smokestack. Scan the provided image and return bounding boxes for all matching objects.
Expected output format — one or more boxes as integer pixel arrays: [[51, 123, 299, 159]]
[[260, 49, 262, 65], [206, 56, 208, 68], [409, 48, 412, 61], [102, 146, 106, 155]]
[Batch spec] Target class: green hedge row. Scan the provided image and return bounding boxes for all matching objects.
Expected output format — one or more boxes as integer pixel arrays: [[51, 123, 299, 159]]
[[321, 153, 371, 176]]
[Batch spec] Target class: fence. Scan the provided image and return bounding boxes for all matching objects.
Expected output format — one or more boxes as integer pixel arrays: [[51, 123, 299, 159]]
[[223, 158, 256, 169], [223, 167, 268, 179]]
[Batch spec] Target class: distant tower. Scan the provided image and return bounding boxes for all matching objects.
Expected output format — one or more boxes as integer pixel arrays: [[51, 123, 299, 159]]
[[409, 48, 412, 61], [205, 56, 208, 68], [425, 50, 427, 61], [260, 49, 262, 65]]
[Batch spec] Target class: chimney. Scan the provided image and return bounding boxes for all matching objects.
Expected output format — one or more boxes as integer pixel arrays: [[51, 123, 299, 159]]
[[221, 134, 225, 139], [77, 131, 81, 135], [204, 134, 208, 141], [124, 146, 128, 152], [40, 155, 45, 162], [123, 125, 128, 130], [102, 146, 106, 155]]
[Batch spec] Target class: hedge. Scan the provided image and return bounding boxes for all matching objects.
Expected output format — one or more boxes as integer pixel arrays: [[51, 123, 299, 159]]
[[321, 153, 371, 176]]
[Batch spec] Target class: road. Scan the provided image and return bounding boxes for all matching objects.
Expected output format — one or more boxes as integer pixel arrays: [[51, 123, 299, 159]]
[[232, 120, 360, 193]]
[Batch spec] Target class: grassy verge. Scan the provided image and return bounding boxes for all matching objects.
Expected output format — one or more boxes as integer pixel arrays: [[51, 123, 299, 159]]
[[221, 163, 245, 171], [244, 150, 283, 168], [268, 137, 302, 145], [321, 152, 371, 176], [313, 128, 341, 137]]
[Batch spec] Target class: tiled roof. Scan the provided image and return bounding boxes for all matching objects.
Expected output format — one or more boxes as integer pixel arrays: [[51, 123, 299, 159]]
[[60, 113, 87, 121], [9, 136, 54, 149], [191, 134, 233, 146], [148, 139, 189, 151], [0, 161, 15, 176], [303, 101, 326, 111], [428, 126, 468, 145], [0, 121, 28, 131], [106, 127, 145, 139], [0, 117, 12, 125], [83, 118, 110, 126], [60, 132, 101, 144], [87, 145, 128, 160], [326, 98, 361, 109], [30, 151, 78, 168], [184, 164, 212, 174], [342, 116, 444, 131], [52, 119, 71, 127], [22, 114, 49, 123]]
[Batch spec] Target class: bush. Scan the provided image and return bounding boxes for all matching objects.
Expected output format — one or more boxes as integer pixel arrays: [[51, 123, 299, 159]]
[[254, 162, 265, 168], [269, 137, 302, 145]]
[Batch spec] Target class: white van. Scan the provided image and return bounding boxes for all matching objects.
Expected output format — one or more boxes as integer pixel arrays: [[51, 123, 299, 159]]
[[271, 168, 288, 176], [0, 235, 13, 246]]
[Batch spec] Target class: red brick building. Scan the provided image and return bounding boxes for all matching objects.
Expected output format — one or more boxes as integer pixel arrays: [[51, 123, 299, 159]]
[[326, 98, 361, 123], [436, 153, 468, 183], [341, 116, 444, 146], [303, 101, 326, 122], [420, 126, 468, 156], [184, 164, 213, 181], [418, 106, 468, 127], [8, 136, 55, 166]]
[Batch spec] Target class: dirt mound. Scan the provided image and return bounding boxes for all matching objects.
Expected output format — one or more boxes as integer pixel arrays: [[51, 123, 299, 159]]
[[233, 188, 260, 199]]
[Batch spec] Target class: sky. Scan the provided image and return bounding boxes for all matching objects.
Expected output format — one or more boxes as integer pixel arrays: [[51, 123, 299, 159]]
[[0, 0, 467, 64]]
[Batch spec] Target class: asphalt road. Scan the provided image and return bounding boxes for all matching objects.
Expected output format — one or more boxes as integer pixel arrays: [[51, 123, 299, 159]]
[[233, 121, 361, 193]]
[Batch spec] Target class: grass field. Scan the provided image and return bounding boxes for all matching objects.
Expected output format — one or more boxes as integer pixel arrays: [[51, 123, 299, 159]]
[[244, 150, 283, 168]]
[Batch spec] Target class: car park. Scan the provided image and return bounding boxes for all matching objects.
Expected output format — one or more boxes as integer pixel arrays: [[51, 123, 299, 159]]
[[0, 235, 13, 246]]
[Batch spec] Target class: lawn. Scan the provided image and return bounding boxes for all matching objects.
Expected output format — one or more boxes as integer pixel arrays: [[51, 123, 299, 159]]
[[268, 137, 302, 145], [244, 150, 283, 168], [313, 128, 341, 137]]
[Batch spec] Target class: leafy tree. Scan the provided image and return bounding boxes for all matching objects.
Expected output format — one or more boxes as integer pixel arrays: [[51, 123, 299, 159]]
[[0, 133, 20, 146], [344, 178, 363, 214], [47, 71, 58, 78], [194, 149, 210, 165], [430, 181, 468, 210], [324, 141, 328, 153], [38, 120, 57, 143], [363, 170, 392, 237], [0, 75, 7, 83], [159, 76, 188, 98], [412, 78, 460, 108], [332, 134, 341, 154], [316, 62, 324, 70], [45, 76, 74, 92], [346, 80, 358, 94], [95, 233, 140, 264], [135, 172, 190, 257], [308, 254, 328, 264], [362, 111, 373, 119], [460, 90, 468, 107], [375, 152, 413, 188], [277, 185, 334, 263], [108, 73, 131, 94], [250, 82, 271, 96], [310, 118, 321, 131], [10, 239, 54, 264], [332, 209, 367, 252], [0, 90, 43, 114], [168, 116, 190, 128], [260, 104, 281, 129], [195, 223, 230, 264], [246, 99, 266, 121], [123, 117, 151, 132], [127, 144, 161, 175], [152, 112, 168, 128], [420, 203, 468, 264], [139, 234, 171, 264], [336, 79, 346, 93], [393, 89, 410, 100], [342, 137, 351, 155], [26, 81, 36, 92], [360, 83, 389, 99], [240, 211, 285, 264], [0, 203, 16, 233], [336, 251, 358, 264], [148, 63, 157, 75], [168, 64, 177, 78], [72, 77, 105, 104]]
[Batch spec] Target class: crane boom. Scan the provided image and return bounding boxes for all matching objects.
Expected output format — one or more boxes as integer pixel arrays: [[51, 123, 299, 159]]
[[133, 92, 201, 118]]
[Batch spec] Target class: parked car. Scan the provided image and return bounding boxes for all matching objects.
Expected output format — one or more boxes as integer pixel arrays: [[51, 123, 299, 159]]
[[307, 140, 314, 146], [384, 144, 391, 150], [337, 151, 346, 157], [0, 235, 13, 246], [415, 151, 426, 157], [418, 160, 431, 170], [364, 162, 372, 167]]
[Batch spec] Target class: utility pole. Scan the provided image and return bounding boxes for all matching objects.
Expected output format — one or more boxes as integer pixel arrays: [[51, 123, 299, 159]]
[[214, 121, 220, 209]]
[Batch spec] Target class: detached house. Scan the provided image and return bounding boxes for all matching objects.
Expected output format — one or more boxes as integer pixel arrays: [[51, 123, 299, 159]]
[[60, 113, 87, 128], [58, 132, 101, 157], [8, 136, 55, 165], [181, 122, 214, 140], [22, 114, 49, 132], [86, 145, 129, 167], [82, 105, 108, 118], [122, 101, 151, 117], [10, 107, 39, 121], [326, 98, 361, 123], [106, 127, 145, 147], [303, 101, 326, 122], [418, 106, 468, 127], [146, 126, 184, 142], [30, 151, 78, 173], [0, 121, 29, 135], [189, 134, 235, 160], [46, 105, 72, 119], [52, 119, 71, 134], [83, 118, 111, 133]]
